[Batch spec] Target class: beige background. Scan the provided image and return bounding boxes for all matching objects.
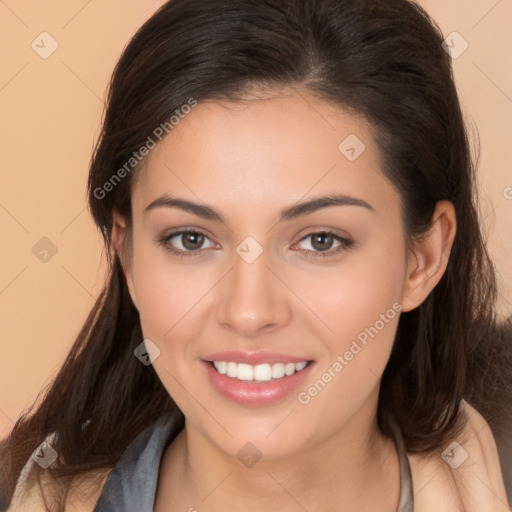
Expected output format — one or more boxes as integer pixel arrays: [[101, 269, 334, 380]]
[[1, 0, 511, 439]]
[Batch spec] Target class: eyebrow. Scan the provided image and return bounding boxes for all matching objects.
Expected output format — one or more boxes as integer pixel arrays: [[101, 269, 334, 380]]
[[144, 193, 375, 223]]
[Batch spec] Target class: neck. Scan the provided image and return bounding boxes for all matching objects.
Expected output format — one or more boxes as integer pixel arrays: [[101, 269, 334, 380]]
[[156, 395, 401, 512]]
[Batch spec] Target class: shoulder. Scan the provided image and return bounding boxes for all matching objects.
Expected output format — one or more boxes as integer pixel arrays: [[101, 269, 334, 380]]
[[409, 400, 510, 511], [7, 465, 110, 512], [6, 412, 179, 511]]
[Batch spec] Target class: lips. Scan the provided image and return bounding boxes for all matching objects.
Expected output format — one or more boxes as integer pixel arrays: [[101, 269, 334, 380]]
[[201, 351, 316, 406]]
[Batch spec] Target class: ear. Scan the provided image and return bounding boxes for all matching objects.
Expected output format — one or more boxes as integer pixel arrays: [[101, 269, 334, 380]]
[[112, 212, 138, 310], [400, 200, 457, 312]]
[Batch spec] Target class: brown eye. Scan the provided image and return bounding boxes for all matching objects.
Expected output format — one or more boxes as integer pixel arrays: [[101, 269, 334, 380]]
[[310, 233, 335, 251], [294, 231, 354, 258], [159, 230, 216, 256], [181, 232, 205, 250]]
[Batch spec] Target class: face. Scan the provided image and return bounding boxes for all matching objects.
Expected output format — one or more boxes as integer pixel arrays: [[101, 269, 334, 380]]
[[116, 89, 428, 461]]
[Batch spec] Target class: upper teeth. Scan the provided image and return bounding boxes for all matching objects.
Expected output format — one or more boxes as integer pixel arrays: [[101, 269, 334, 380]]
[[213, 361, 308, 381]]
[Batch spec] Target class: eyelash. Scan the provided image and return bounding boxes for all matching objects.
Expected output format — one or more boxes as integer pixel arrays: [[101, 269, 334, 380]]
[[157, 229, 354, 259]]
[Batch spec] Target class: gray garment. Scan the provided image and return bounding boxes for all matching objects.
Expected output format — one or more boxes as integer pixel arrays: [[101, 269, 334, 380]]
[[93, 408, 184, 512], [496, 434, 512, 506], [93, 410, 414, 512], [389, 417, 414, 512]]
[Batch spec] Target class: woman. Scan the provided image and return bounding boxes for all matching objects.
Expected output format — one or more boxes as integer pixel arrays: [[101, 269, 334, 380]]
[[1, 0, 511, 510]]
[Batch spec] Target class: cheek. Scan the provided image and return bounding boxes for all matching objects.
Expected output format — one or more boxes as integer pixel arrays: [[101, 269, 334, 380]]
[[130, 239, 210, 341], [294, 236, 405, 397], [292, 266, 404, 434], [296, 234, 405, 345]]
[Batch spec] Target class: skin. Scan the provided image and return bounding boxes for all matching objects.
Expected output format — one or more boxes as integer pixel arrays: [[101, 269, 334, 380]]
[[112, 87, 460, 511], [7, 89, 508, 512]]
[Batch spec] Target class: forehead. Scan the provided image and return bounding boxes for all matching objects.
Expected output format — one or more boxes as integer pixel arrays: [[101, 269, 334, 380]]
[[131, 90, 400, 218]]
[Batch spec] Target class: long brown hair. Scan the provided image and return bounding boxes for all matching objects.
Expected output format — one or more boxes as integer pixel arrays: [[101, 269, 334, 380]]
[[1, 0, 511, 510]]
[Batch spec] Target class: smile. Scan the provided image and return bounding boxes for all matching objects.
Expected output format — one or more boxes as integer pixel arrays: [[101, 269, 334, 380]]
[[202, 358, 315, 406], [212, 361, 309, 382]]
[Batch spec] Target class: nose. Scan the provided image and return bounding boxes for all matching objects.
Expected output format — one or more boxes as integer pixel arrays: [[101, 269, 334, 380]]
[[215, 248, 292, 337]]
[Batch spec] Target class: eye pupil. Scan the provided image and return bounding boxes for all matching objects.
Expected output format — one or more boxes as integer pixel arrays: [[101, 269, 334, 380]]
[[311, 233, 333, 251], [182, 232, 204, 250]]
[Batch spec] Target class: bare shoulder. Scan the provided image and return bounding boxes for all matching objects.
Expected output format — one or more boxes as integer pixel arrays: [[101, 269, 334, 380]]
[[408, 400, 511, 512], [7, 467, 111, 512]]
